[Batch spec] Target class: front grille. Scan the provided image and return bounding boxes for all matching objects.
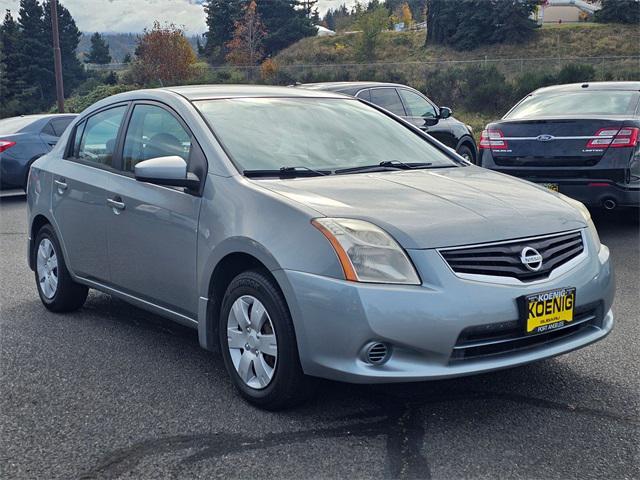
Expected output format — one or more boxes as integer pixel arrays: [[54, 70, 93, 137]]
[[493, 156, 601, 167], [450, 303, 602, 362], [439, 231, 584, 282]]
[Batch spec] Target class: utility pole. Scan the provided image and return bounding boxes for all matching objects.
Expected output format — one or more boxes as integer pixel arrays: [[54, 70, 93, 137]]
[[50, 0, 64, 112]]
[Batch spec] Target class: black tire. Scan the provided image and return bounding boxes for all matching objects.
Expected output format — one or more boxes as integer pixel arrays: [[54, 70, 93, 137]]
[[456, 144, 475, 164], [219, 270, 312, 410], [34, 224, 88, 312]]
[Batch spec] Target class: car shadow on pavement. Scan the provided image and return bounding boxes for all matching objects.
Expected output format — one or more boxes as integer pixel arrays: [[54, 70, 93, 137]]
[[54, 292, 638, 480]]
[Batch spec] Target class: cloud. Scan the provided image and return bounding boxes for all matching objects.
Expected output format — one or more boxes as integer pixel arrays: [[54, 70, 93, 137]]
[[0, 0, 207, 33], [0, 0, 362, 33]]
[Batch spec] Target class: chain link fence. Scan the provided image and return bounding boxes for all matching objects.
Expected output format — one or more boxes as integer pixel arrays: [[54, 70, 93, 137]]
[[191, 55, 640, 86]]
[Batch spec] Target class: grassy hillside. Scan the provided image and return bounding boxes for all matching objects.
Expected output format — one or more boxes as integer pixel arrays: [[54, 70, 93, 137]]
[[275, 24, 640, 65]]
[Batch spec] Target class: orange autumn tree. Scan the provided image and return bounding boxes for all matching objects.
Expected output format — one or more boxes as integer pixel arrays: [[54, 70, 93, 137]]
[[133, 22, 197, 85], [401, 2, 413, 28], [225, 1, 266, 66]]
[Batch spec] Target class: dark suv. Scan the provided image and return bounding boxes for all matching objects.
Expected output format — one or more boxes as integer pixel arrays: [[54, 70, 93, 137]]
[[299, 82, 478, 163], [479, 82, 640, 210]]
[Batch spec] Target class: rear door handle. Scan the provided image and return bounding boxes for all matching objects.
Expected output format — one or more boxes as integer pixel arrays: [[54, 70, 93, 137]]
[[54, 179, 67, 192], [107, 197, 126, 212]]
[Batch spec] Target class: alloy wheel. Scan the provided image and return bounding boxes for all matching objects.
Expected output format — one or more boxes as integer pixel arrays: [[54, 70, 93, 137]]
[[227, 295, 278, 389], [36, 238, 58, 299]]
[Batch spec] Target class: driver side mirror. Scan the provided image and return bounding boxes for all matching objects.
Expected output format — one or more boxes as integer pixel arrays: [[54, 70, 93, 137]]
[[134, 156, 200, 190], [438, 106, 452, 119]]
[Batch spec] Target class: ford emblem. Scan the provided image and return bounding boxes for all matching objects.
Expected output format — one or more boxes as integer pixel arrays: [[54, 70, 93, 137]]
[[536, 134, 555, 142]]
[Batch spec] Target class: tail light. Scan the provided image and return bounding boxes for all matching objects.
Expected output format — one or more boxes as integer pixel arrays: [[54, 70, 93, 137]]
[[479, 129, 508, 150], [586, 127, 639, 149], [0, 140, 16, 153]]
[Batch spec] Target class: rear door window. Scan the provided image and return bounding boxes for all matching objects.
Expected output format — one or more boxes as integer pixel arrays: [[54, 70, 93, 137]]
[[399, 89, 438, 119], [41, 121, 56, 136], [369, 88, 406, 116], [76, 106, 127, 168], [356, 89, 371, 102]]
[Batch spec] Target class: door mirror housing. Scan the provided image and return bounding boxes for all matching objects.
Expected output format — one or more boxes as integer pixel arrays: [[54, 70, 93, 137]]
[[134, 156, 200, 189], [438, 106, 452, 119]]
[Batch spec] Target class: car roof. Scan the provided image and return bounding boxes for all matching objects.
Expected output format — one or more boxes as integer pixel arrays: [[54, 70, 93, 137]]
[[164, 84, 350, 101], [533, 81, 640, 95], [0, 113, 77, 134], [0, 113, 76, 122], [299, 81, 408, 92]]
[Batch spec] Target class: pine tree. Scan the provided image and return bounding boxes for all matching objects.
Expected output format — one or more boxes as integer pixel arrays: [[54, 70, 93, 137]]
[[257, 0, 316, 56], [203, 0, 245, 64], [426, 0, 538, 50], [16, 0, 51, 108], [43, 0, 85, 98], [0, 35, 7, 115], [425, 0, 457, 45], [122, 52, 132, 64], [196, 37, 204, 56], [311, 7, 320, 25], [301, 0, 318, 17], [323, 9, 335, 30], [85, 32, 112, 64], [0, 10, 24, 114], [595, 0, 640, 24]]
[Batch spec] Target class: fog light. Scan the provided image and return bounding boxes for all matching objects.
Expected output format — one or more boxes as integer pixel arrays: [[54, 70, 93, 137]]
[[363, 342, 391, 365]]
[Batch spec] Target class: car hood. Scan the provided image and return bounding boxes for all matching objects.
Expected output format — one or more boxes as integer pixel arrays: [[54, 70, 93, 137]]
[[256, 166, 586, 249]]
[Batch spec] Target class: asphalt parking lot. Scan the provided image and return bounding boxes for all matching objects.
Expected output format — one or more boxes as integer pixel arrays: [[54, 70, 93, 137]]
[[1, 196, 638, 480]]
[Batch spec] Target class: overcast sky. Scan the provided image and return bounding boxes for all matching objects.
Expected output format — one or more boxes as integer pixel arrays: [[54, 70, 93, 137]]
[[0, 0, 360, 34]]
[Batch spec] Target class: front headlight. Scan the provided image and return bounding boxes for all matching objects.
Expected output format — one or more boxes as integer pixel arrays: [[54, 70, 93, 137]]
[[312, 218, 421, 285], [557, 193, 601, 252]]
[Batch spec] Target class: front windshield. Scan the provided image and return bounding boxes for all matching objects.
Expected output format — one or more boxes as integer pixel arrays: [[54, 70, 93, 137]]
[[506, 91, 639, 119], [195, 97, 459, 173]]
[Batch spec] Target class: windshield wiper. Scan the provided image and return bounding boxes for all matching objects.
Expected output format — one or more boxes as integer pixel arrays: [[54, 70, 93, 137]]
[[335, 160, 433, 175], [380, 160, 433, 169], [244, 166, 331, 178]]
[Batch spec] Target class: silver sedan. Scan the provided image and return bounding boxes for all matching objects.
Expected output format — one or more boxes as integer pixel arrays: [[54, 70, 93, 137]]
[[27, 86, 614, 409]]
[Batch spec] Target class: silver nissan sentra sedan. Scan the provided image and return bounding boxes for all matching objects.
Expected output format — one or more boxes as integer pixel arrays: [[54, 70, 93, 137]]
[[27, 85, 614, 409]]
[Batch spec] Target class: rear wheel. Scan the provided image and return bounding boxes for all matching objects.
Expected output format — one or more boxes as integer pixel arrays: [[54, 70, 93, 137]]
[[456, 144, 475, 164], [219, 270, 312, 410], [34, 224, 88, 312]]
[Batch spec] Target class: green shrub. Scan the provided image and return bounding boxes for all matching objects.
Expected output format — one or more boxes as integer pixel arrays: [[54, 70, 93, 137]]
[[555, 63, 596, 84], [61, 84, 138, 113], [459, 65, 513, 114]]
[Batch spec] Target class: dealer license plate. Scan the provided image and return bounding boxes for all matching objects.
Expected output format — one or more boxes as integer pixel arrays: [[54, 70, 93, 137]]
[[524, 287, 576, 335]]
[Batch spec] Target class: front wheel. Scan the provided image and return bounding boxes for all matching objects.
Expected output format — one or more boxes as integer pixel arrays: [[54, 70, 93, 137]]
[[456, 144, 475, 164], [34, 224, 88, 312], [219, 270, 312, 410]]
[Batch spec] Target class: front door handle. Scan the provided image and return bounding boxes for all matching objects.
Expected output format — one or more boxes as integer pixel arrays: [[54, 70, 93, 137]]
[[107, 197, 126, 213], [54, 179, 67, 192]]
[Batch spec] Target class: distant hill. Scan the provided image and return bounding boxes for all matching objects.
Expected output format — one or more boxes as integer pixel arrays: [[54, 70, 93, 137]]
[[77, 33, 202, 63]]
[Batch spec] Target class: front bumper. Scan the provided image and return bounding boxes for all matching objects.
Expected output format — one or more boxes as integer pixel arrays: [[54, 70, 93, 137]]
[[274, 238, 614, 383]]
